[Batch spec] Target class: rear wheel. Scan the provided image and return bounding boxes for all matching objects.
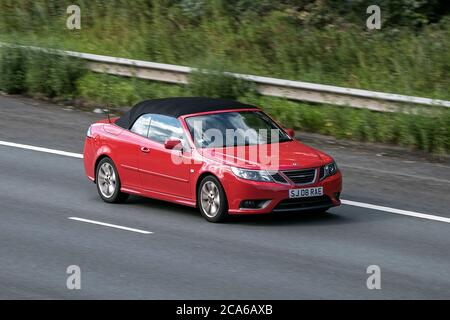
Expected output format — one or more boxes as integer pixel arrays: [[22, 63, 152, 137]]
[[197, 176, 228, 223], [96, 158, 129, 203]]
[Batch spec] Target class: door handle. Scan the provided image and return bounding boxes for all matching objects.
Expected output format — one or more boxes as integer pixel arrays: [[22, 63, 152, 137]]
[[140, 146, 150, 153]]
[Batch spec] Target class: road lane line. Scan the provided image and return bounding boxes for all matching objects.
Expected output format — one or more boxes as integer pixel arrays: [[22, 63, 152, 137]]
[[341, 200, 450, 224], [1, 139, 449, 225], [0, 140, 83, 158], [68, 217, 153, 234]]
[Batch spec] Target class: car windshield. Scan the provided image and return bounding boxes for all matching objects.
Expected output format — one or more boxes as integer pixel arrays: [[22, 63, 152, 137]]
[[185, 111, 292, 148]]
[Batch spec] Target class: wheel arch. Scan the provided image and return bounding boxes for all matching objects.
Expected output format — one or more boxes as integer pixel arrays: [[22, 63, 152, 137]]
[[94, 154, 112, 183], [195, 171, 228, 207]]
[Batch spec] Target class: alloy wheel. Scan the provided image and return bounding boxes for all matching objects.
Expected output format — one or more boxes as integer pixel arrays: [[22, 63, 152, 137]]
[[97, 162, 116, 198], [200, 181, 221, 218]]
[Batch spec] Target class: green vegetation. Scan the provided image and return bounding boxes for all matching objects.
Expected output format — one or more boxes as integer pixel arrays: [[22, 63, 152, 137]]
[[0, 0, 449, 99], [0, 46, 85, 98], [0, 1, 449, 154], [189, 59, 256, 99], [71, 72, 450, 155], [254, 96, 450, 155]]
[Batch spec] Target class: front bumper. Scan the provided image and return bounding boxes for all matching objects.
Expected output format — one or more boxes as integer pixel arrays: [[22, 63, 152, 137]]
[[222, 170, 342, 215]]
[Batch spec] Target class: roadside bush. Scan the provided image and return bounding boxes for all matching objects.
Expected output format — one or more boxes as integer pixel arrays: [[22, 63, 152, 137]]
[[254, 95, 450, 155], [0, 46, 86, 98], [1, 1, 449, 100], [26, 50, 85, 98], [0, 47, 27, 93], [77, 73, 139, 107], [188, 59, 255, 99], [76, 73, 190, 107]]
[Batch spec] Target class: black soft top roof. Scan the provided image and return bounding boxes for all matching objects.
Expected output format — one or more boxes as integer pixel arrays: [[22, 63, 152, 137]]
[[115, 97, 258, 129]]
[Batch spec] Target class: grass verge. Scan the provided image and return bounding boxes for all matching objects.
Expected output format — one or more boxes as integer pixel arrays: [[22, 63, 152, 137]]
[[1, 46, 449, 155]]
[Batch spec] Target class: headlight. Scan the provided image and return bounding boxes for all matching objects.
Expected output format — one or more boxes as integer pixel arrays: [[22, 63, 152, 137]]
[[320, 161, 338, 180], [86, 126, 93, 138], [230, 167, 273, 182]]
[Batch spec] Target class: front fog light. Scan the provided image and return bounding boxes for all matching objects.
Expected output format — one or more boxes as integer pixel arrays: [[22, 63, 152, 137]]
[[240, 200, 270, 209]]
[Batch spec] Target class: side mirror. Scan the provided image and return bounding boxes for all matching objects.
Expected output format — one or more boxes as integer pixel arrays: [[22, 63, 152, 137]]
[[164, 138, 183, 150], [285, 128, 295, 138]]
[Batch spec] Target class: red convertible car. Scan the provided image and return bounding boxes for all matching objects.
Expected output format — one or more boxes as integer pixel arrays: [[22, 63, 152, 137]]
[[83, 97, 342, 222]]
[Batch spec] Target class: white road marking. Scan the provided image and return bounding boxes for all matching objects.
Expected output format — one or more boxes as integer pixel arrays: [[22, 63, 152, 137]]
[[341, 200, 450, 224], [0, 140, 83, 158], [69, 217, 153, 234], [1, 139, 449, 225]]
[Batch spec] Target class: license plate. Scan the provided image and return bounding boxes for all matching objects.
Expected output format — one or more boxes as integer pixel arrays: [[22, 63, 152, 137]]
[[289, 187, 323, 198]]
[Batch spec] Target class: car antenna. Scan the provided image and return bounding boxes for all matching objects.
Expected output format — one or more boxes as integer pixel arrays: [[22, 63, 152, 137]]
[[106, 109, 111, 123]]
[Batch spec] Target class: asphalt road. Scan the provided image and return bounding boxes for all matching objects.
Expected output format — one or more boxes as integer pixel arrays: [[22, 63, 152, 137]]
[[0, 95, 449, 299]]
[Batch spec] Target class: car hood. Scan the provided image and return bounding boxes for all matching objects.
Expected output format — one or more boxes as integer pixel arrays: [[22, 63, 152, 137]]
[[199, 140, 331, 171]]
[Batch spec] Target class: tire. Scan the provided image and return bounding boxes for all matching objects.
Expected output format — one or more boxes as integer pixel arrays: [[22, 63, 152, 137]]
[[96, 157, 129, 203], [197, 175, 228, 223]]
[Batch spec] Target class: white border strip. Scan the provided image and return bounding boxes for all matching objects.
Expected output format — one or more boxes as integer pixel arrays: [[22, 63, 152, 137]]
[[69, 217, 153, 234], [341, 199, 450, 224], [0, 141, 83, 158]]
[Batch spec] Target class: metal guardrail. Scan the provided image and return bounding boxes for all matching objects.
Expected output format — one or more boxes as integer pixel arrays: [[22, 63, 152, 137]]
[[1, 43, 449, 112]]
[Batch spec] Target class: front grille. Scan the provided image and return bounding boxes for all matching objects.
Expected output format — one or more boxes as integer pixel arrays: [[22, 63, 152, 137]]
[[273, 196, 333, 212], [270, 172, 288, 184], [282, 168, 317, 185]]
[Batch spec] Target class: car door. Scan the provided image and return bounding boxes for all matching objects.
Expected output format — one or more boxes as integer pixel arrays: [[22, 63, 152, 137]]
[[139, 114, 192, 199], [114, 114, 152, 189]]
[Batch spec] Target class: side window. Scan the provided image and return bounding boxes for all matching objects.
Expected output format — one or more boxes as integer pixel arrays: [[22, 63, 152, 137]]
[[148, 114, 184, 144], [130, 114, 152, 137]]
